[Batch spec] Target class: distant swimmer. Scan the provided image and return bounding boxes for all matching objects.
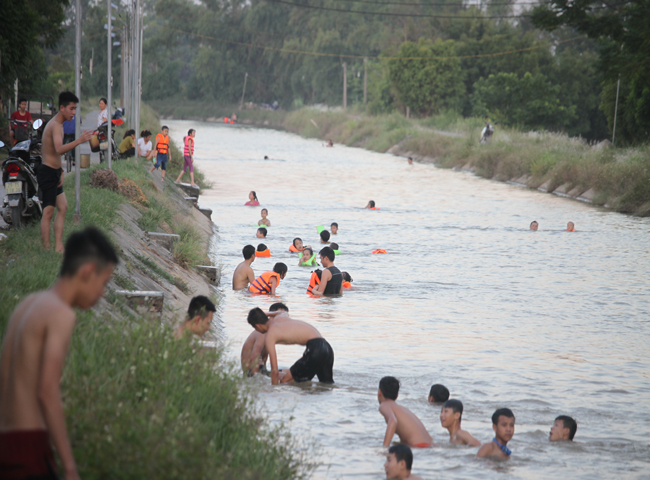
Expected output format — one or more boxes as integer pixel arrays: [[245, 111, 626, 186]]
[[298, 247, 318, 267], [566, 222, 575, 232], [245, 191, 260, 206], [549, 415, 577, 442], [378, 376, 434, 448], [256, 243, 271, 257], [330, 242, 340, 255], [174, 296, 216, 339], [232, 245, 256, 290], [440, 399, 481, 446], [331, 222, 339, 235], [289, 237, 304, 253], [256, 227, 267, 239], [408, 157, 413, 165], [477, 408, 515, 459], [365, 200, 379, 210], [311, 247, 342, 296], [342, 271, 353, 289], [320, 230, 331, 244], [241, 303, 289, 376], [530, 220, 539, 231], [326, 139, 334, 147], [248, 262, 288, 295], [428, 384, 450, 405], [247, 307, 335, 385], [264, 155, 269, 160], [384, 444, 424, 480], [258, 208, 271, 227]]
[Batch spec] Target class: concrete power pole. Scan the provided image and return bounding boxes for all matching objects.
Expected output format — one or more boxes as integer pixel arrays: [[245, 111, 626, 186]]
[[363, 58, 367, 105], [342, 62, 347, 110], [74, 0, 82, 222], [107, 0, 113, 170]]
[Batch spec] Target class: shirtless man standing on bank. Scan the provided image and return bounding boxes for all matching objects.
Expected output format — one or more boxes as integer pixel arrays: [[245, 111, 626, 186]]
[[232, 244, 256, 290], [0, 227, 117, 480], [38, 91, 94, 252], [246, 307, 335, 385]]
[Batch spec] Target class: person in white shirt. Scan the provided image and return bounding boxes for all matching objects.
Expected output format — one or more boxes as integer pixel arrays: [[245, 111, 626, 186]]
[[97, 97, 109, 127], [138, 130, 155, 161]]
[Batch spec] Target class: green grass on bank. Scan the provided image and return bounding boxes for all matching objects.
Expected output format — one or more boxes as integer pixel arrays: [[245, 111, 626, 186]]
[[0, 160, 308, 479]]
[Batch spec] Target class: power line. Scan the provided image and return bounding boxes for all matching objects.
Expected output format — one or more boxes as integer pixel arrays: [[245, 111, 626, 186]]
[[330, 0, 545, 7]]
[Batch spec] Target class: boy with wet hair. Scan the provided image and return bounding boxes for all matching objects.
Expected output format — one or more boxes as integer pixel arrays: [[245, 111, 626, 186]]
[[247, 307, 334, 385], [428, 383, 450, 404], [384, 444, 423, 480], [549, 415, 577, 441], [312, 246, 342, 295], [258, 208, 271, 227], [530, 220, 539, 231], [256, 243, 271, 257], [248, 262, 288, 295], [440, 399, 480, 446], [232, 244, 256, 290], [241, 303, 289, 376], [320, 229, 331, 243], [174, 296, 216, 339], [256, 227, 267, 239], [0, 227, 118, 480], [330, 222, 338, 234], [477, 408, 515, 459], [378, 376, 434, 448], [342, 271, 353, 289]]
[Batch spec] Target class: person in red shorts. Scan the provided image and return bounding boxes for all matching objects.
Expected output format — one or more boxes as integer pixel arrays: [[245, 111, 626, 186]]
[[9, 98, 33, 146], [0, 228, 117, 480]]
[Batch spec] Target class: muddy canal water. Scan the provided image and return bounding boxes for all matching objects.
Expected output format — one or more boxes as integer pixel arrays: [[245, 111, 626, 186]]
[[166, 120, 650, 479]]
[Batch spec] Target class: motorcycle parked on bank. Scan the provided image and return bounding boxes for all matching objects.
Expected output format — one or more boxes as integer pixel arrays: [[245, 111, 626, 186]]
[[91, 114, 123, 164], [1, 119, 44, 228]]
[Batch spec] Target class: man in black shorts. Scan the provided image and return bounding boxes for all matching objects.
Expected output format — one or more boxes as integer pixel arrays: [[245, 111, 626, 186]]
[[39, 92, 93, 252], [247, 307, 334, 385], [311, 246, 342, 295]]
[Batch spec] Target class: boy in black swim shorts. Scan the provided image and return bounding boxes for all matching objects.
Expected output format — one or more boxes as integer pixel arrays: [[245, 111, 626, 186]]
[[289, 337, 334, 383]]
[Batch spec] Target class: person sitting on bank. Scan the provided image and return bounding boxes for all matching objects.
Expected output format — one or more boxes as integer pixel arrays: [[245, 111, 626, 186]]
[[138, 130, 156, 161], [256, 243, 271, 257], [240, 303, 289, 376], [258, 208, 271, 227], [118, 129, 136, 158], [477, 408, 515, 459], [310, 247, 342, 295], [232, 245, 256, 290], [289, 237, 304, 253], [246, 307, 335, 385], [248, 262, 287, 295], [549, 415, 577, 442], [440, 399, 481, 446], [174, 295, 216, 339], [256, 227, 267, 239], [384, 444, 424, 480]]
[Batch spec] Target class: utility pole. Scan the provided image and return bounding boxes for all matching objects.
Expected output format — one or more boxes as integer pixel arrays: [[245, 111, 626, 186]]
[[363, 58, 368, 105], [342, 62, 347, 110], [136, 0, 142, 133], [239, 72, 248, 110], [74, 0, 82, 222], [612, 76, 621, 146], [107, 0, 113, 170]]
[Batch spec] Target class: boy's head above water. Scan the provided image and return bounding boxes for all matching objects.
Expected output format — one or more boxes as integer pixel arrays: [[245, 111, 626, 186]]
[[550, 415, 577, 441], [261, 208, 268, 217], [330, 242, 339, 250], [242, 244, 255, 260], [384, 444, 413, 480], [566, 221, 575, 232], [492, 408, 515, 443], [256, 243, 268, 252], [331, 222, 338, 234], [378, 376, 400, 402], [320, 230, 330, 242], [428, 384, 450, 404], [440, 399, 463, 428], [269, 302, 289, 312], [256, 227, 267, 238], [530, 220, 539, 231], [368, 200, 376, 208]]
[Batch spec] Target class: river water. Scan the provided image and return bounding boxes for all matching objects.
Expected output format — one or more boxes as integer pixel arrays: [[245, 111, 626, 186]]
[[166, 120, 650, 480]]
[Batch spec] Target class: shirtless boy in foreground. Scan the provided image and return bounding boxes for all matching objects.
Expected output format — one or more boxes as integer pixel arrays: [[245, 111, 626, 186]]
[[232, 244, 256, 290], [439, 399, 481, 446], [0, 227, 117, 480], [378, 376, 433, 448], [241, 303, 288, 375], [384, 444, 423, 480], [39, 91, 94, 252], [174, 295, 216, 339], [477, 408, 515, 459], [247, 307, 334, 385]]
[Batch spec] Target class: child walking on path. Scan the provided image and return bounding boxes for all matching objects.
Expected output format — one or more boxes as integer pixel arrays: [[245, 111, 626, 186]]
[[176, 129, 197, 187]]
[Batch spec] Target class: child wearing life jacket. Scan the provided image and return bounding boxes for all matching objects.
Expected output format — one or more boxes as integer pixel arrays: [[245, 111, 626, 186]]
[[249, 263, 287, 295], [330, 242, 341, 255], [289, 237, 303, 253], [256, 244, 271, 257], [258, 208, 271, 227], [245, 191, 260, 206], [175, 128, 197, 187], [365, 200, 379, 210], [342, 271, 353, 289], [306, 269, 322, 294], [298, 247, 319, 267]]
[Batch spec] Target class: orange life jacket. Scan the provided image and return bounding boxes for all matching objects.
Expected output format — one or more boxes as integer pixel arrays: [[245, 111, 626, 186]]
[[370, 207, 380, 210], [372, 249, 387, 254], [155, 133, 169, 154], [306, 271, 320, 295], [343, 281, 352, 289], [289, 244, 302, 253], [224, 117, 229, 123], [249, 271, 280, 294], [256, 249, 271, 257]]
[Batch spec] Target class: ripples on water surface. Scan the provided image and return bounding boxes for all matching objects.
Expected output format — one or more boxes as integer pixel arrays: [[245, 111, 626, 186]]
[[167, 120, 650, 479]]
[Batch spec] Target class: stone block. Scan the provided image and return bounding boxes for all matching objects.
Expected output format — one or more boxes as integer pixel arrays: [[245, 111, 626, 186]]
[[185, 196, 198, 207], [175, 182, 200, 198], [147, 232, 180, 250], [537, 180, 552, 192], [115, 290, 164, 314], [198, 207, 212, 220], [194, 265, 221, 286]]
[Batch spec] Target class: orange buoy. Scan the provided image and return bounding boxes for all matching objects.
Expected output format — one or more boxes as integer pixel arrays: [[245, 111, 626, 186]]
[[372, 249, 387, 254]]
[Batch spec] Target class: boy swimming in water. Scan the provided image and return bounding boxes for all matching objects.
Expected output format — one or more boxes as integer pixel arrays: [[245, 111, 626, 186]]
[[174, 296, 216, 339], [240, 303, 289, 376], [428, 384, 450, 404], [378, 376, 434, 448], [232, 245, 256, 290], [477, 408, 515, 459], [256, 227, 267, 238], [248, 263, 287, 295], [549, 415, 577, 441], [384, 444, 423, 480], [530, 220, 539, 231], [320, 230, 330, 243], [331, 222, 338, 235], [566, 222, 575, 232], [342, 271, 353, 289], [440, 399, 481, 446], [256, 243, 271, 257], [365, 200, 377, 209], [258, 208, 271, 227]]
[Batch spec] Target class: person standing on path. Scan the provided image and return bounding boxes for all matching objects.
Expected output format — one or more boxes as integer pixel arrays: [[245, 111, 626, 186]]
[[149, 125, 171, 182], [176, 128, 197, 187]]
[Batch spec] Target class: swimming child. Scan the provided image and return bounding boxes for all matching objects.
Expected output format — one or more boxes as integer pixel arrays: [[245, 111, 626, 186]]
[[320, 230, 331, 243], [378, 376, 434, 448], [326, 139, 334, 147], [331, 222, 338, 235], [549, 415, 577, 441], [256, 227, 267, 239], [566, 222, 575, 232], [247, 307, 335, 385], [232, 245, 256, 290], [248, 262, 288, 295], [428, 384, 450, 404], [298, 247, 318, 266], [174, 296, 216, 339], [258, 208, 271, 227], [245, 191, 260, 206], [365, 200, 378, 210], [330, 242, 340, 255], [241, 303, 289, 376], [289, 237, 304, 253], [440, 399, 481, 446], [477, 408, 515, 459], [306, 269, 322, 294], [256, 243, 271, 257], [530, 220, 539, 231], [408, 157, 413, 165], [311, 247, 342, 296], [342, 271, 353, 289], [384, 444, 424, 480]]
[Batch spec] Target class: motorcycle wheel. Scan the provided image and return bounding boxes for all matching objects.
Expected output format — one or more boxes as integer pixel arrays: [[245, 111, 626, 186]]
[[99, 151, 105, 163], [10, 197, 24, 229]]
